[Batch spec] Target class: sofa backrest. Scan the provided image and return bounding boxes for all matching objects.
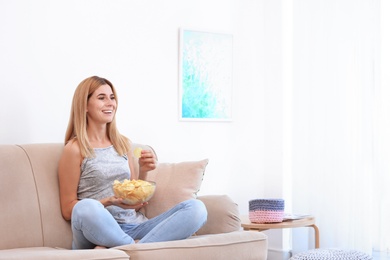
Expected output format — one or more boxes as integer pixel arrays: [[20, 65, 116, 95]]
[[0, 143, 154, 250], [0, 143, 71, 250]]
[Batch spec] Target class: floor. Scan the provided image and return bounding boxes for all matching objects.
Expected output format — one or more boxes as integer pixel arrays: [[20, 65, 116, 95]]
[[372, 251, 390, 260]]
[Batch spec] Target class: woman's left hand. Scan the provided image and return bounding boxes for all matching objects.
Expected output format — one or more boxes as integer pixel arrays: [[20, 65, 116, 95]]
[[139, 150, 157, 174]]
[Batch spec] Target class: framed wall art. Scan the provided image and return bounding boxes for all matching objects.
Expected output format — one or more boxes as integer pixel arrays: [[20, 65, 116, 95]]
[[179, 28, 233, 121]]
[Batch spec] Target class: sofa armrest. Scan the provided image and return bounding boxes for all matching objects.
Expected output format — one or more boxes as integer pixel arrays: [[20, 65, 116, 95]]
[[195, 195, 241, 235]]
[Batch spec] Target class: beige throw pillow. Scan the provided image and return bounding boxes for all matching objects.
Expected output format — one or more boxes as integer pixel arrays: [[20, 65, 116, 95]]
[[143, 159, 209, 219]]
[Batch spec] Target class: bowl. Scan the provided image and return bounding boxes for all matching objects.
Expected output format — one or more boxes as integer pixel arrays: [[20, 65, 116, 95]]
[[113, 179, 156, 205]]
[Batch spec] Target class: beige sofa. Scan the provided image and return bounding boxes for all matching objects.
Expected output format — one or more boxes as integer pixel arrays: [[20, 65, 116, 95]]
[[0, 143, 267, 260]]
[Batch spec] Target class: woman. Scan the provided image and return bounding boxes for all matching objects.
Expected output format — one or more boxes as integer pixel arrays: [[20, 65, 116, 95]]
[[58, 76, 207, 249]]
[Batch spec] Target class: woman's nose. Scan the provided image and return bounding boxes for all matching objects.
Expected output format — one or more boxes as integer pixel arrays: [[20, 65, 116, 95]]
[[107, 98, 116, 106]]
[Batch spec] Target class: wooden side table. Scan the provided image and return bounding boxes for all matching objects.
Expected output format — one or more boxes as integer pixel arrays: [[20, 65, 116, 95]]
[[240, 215, 320, 249]]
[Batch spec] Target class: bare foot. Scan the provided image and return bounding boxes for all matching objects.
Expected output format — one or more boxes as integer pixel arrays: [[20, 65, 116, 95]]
[[94, 246, 107, 249]]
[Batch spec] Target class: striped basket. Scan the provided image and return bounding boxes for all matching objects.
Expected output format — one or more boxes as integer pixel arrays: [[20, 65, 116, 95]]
[[249, 199, 285, 223]]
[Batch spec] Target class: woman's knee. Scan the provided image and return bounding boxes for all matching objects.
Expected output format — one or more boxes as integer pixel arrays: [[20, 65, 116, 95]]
[[184, 199, 208, 223], [72, 199, 104, 220]]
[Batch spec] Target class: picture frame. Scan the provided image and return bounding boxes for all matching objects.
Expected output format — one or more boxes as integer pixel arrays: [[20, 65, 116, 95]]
[[179, 28, 233, 121]]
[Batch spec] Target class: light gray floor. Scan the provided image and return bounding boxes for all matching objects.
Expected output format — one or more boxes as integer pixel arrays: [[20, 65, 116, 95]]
[[372, 251, 390, 260]]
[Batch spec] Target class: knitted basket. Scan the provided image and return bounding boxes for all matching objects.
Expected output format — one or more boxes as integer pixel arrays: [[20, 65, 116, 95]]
[[249, 199, 285, 223]]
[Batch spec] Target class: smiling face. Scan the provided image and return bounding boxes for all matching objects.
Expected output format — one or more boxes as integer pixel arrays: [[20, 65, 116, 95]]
[[86, 84, 117, 125]]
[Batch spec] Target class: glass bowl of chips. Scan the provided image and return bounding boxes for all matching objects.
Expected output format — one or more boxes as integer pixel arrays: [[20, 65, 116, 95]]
[[112, 179, 156, 205]]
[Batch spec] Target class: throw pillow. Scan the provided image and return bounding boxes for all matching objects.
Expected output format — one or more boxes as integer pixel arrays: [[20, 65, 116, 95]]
[[143, 159, 209, 219]]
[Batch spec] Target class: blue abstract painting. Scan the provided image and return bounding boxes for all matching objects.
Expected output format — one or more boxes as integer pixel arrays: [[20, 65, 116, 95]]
[[179, 29, 233, 121]]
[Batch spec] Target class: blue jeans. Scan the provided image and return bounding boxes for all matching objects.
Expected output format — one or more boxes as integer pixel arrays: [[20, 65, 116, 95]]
[[71, 198, 207, 249]]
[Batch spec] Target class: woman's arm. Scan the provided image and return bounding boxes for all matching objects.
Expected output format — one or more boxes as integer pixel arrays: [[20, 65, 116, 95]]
[[58, 141, 83, 221]]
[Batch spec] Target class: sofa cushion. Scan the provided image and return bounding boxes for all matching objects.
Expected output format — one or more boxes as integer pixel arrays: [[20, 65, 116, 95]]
[[0, 247, 129, 260], [143, 159, 208, 218], [114, 232, 268, 260]]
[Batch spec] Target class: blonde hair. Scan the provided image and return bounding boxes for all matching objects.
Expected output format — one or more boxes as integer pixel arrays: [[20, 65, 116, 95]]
[[65, 76, 130, 158]]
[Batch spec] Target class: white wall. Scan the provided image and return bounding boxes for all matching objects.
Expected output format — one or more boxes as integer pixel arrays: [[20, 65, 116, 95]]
[[0, 0, 277, 213], [0, 0, 291, 256]]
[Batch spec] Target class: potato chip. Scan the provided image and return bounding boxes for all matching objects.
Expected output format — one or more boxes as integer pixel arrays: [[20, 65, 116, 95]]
[[112, 179, 156, 205], [133, 147, 143, 159]]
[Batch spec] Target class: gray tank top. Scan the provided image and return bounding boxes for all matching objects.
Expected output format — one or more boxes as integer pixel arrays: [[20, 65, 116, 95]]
[[78, 145, 147, 224]]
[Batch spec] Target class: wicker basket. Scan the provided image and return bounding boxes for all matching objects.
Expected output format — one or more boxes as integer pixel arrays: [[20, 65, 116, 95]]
[[249, 198, 285, 223]]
